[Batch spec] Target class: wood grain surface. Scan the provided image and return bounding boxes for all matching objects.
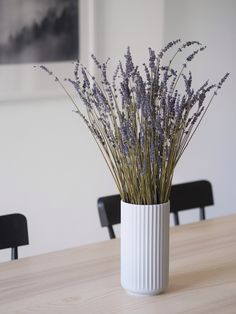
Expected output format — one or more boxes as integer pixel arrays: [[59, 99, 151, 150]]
[[0, 214, 236, 314]]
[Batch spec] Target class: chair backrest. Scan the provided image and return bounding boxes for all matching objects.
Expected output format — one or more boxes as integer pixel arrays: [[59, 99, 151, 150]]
[[170, 180, 214, 225], [0, 213, 29, 260], [98, 195, 121, 239], [97, 180, 214, 239]]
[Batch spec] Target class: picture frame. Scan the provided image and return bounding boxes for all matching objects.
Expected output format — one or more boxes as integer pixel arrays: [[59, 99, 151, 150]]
[[0, 0, 95, 103]]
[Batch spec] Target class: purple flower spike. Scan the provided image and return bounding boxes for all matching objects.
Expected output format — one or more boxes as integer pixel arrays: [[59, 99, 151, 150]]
[[39, 39, 229, 205]]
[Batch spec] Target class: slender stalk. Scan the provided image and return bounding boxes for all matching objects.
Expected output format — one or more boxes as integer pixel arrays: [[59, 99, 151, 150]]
[[39, 42, 228, 205]]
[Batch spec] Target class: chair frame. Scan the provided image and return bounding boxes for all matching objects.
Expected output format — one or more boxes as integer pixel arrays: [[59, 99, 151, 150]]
[[0, 213, 29, 260], [98, 195, 121, 239], [170, 180, 213, 225]]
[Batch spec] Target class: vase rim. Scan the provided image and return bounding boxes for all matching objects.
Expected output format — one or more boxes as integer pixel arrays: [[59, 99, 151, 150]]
[[121, 200, 170, 206]]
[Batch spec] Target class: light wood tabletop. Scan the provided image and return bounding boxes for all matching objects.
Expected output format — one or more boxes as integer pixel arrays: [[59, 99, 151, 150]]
[[0, 214, 236, 314]]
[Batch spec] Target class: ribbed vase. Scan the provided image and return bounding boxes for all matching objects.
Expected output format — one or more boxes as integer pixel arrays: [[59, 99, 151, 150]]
[[121, 201, 170, 296]]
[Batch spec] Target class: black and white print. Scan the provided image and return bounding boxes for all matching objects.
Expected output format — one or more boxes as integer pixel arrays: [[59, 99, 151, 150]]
[[0, 0, 79, 64]]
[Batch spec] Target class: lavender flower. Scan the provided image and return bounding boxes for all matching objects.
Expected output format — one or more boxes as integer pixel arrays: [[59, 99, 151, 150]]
[[124, 46, 135, 77], [148, 48, 156, 70], [39, 41, 229, 205], [217, 72, 230, 89]]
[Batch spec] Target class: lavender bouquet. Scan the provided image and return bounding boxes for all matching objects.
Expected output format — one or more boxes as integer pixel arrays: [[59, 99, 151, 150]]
[[40, 40, 228, 205]]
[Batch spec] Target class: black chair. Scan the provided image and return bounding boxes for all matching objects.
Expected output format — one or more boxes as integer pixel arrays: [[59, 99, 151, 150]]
[[98, 180, 214, 239], [0, 213, 29, 260], [98, 194, 121, 239], [170, 180, 214, 225]]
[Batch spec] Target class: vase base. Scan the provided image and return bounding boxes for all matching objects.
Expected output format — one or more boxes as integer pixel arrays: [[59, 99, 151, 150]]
[[125, 288, 165, 297]]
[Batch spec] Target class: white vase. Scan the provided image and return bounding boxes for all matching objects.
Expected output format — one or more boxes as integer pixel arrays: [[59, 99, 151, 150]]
[[121, 201, 170, 296]]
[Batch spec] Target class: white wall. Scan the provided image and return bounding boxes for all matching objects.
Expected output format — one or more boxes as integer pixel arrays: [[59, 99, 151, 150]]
[[0, 0, 164, 262], [164, 0, 236, 223], [94, 0, 164, 64]]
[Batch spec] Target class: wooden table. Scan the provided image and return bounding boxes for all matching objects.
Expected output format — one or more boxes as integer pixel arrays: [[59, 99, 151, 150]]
[[0, 214, 236, 314]]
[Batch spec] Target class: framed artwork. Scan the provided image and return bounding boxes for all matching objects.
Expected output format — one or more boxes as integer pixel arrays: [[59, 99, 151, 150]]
[[0, 0, 94, 102]]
